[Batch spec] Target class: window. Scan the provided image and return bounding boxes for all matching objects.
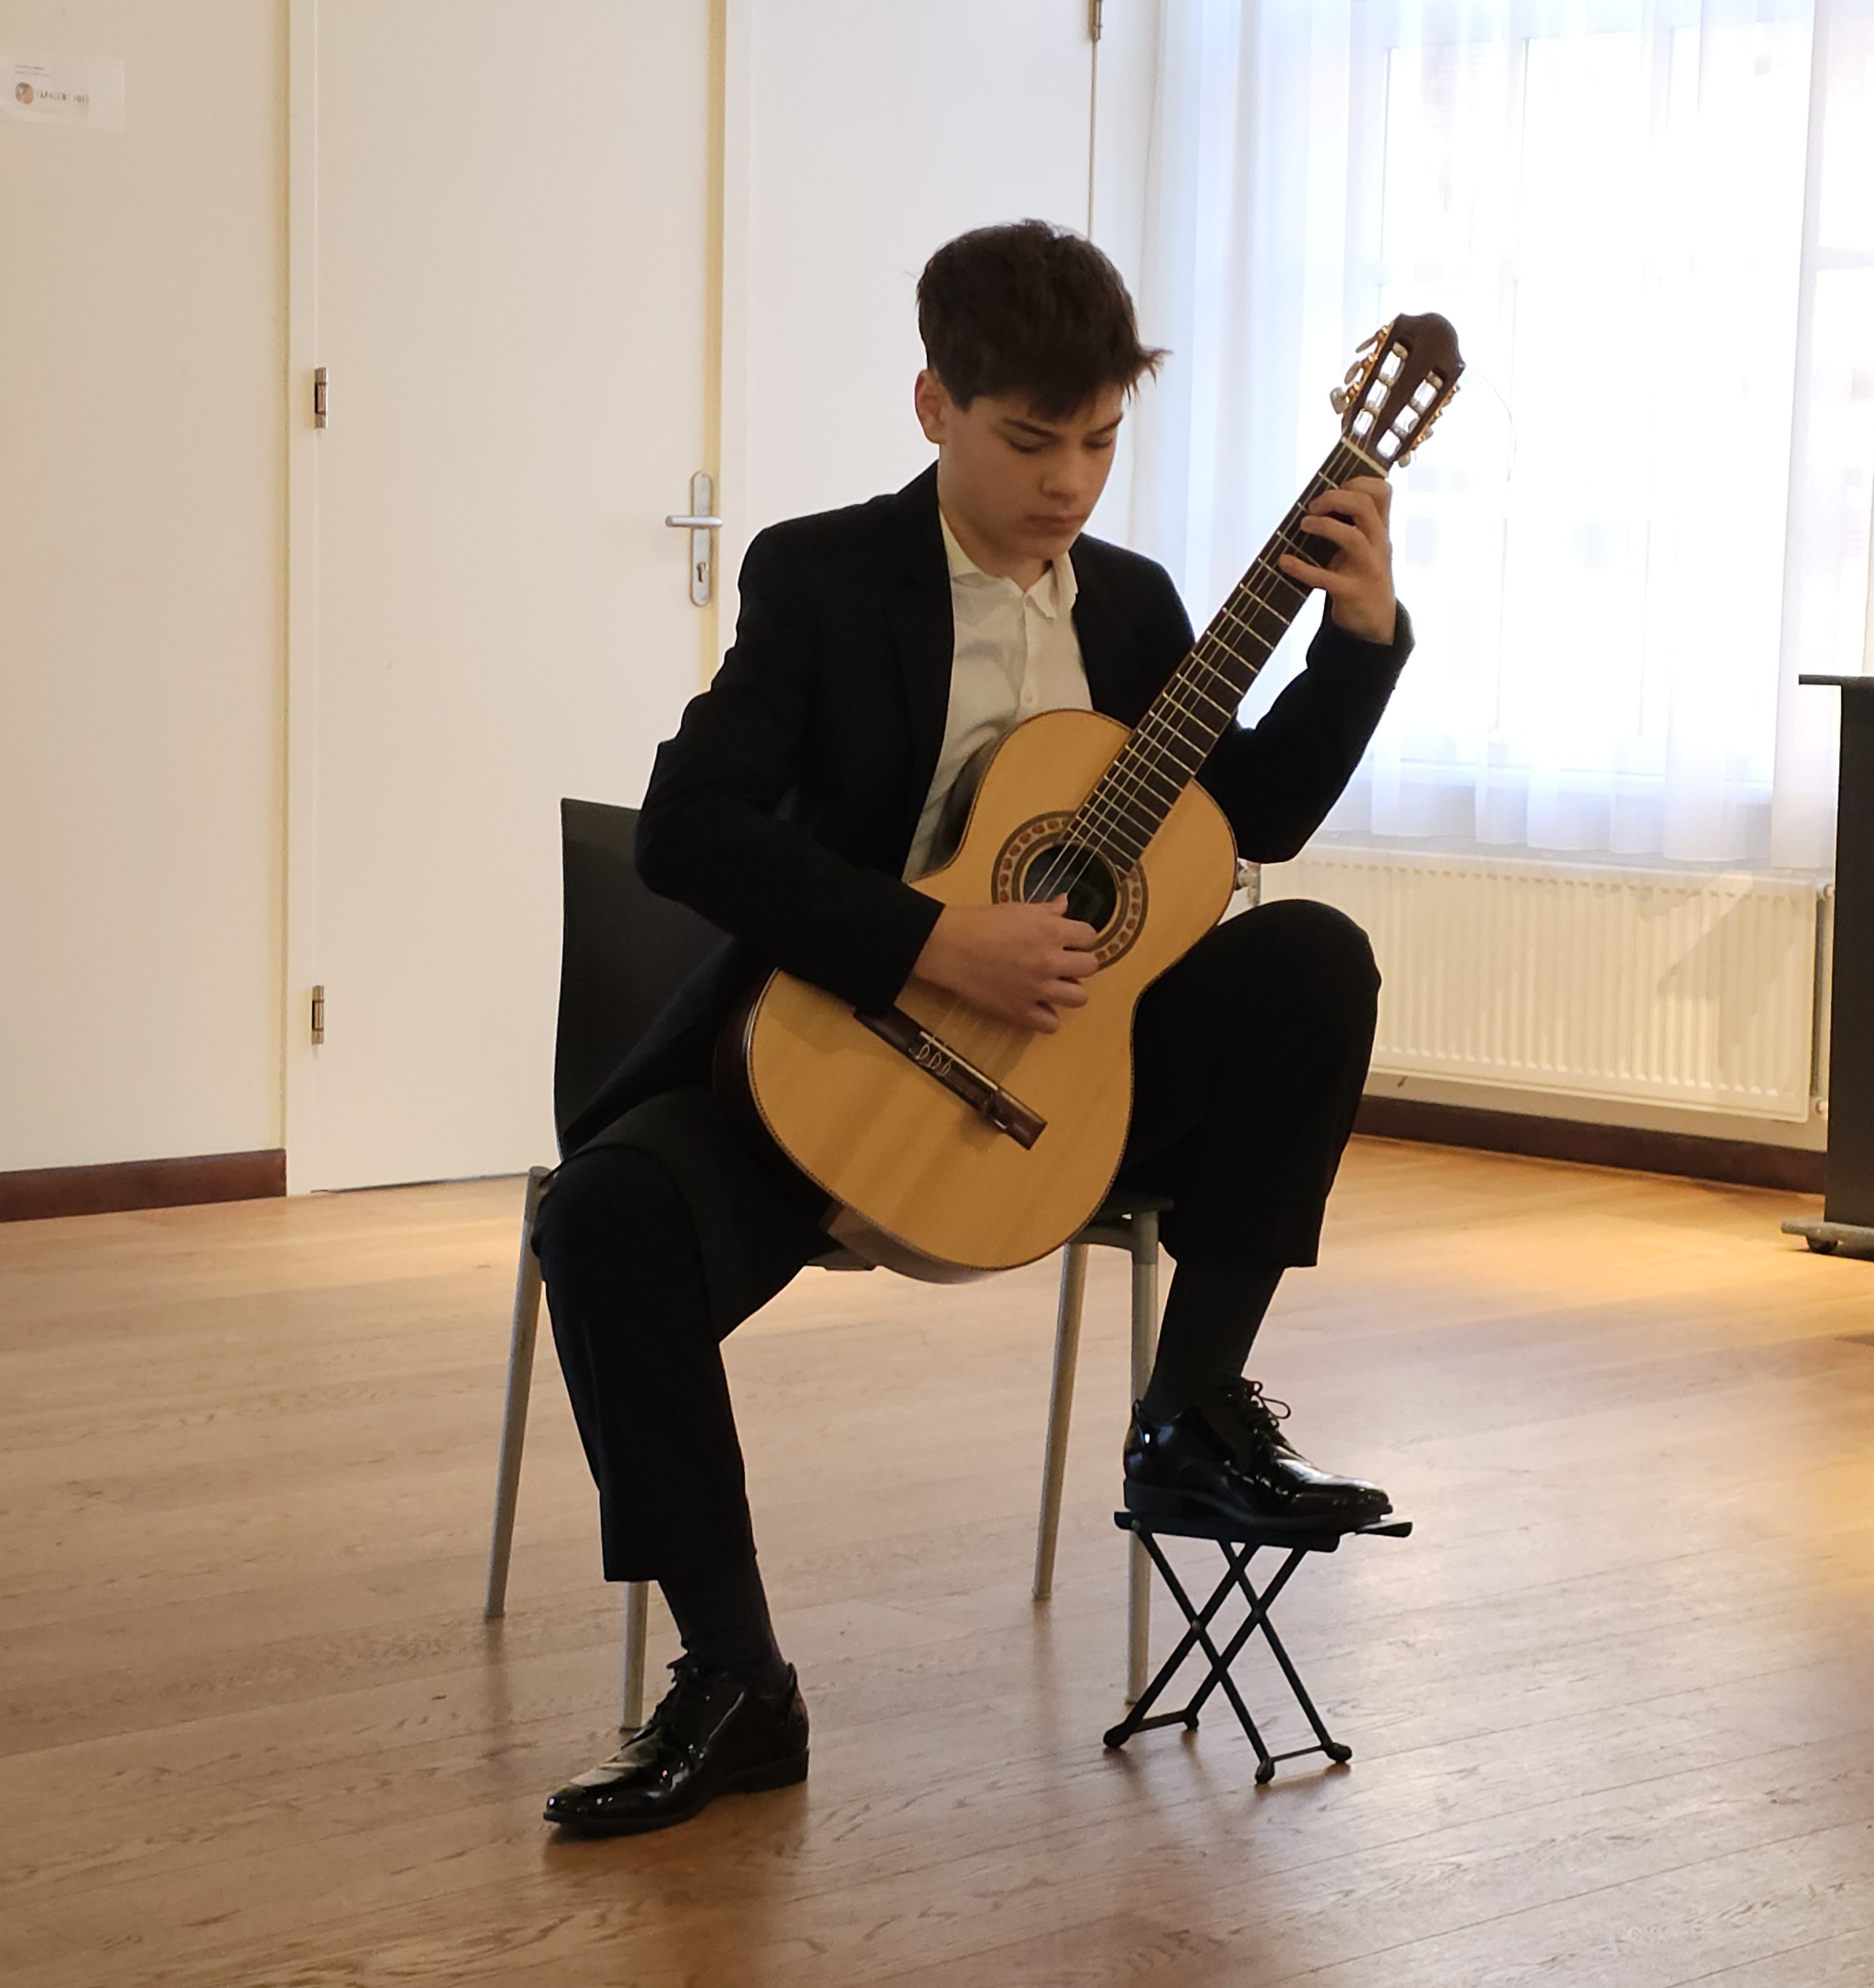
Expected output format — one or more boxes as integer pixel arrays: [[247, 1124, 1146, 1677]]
[[1130, 0, 1874, 868]]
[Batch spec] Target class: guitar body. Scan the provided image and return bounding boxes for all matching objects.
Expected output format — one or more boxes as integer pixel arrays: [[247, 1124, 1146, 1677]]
[[729, 709, 1238, 1275]]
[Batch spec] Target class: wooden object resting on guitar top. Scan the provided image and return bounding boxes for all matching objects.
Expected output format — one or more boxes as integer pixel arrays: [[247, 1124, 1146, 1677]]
[[724, 313, 1465, 1278]]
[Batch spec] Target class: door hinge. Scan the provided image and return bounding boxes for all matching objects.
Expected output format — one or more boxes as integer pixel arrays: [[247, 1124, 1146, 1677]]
[[310, 984, 325, 1045], [313, 366, 329, 429], [1089, 0, 1103, 42]]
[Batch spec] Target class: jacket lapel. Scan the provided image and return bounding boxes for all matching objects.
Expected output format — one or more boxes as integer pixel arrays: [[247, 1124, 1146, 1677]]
[[1072, 543, 1149, 727], [881, 465, 954, 855]]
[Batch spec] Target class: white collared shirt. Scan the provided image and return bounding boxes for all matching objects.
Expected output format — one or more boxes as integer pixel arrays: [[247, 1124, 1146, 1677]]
[[904, 511, 1093, 878]]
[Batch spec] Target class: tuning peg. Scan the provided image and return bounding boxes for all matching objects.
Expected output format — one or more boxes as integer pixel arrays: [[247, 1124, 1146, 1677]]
[[1395, 448, 1416, 469], [1344, 359, 1367, 385], [1330, 385, 1353, 415]]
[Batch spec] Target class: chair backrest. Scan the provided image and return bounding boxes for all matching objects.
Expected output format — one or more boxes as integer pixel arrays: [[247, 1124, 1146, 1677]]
[[553, 798, 724, 1144]]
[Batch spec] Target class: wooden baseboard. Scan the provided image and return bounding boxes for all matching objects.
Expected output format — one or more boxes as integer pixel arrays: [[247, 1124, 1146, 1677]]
[[1354, 1095, 1826, 1195], [0, 1108, 1822, 1223], [0, 1149, 287, 1224]]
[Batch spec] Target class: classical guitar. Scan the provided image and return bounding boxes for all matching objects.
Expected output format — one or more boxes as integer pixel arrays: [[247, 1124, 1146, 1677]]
[[723, 314, 1465, 1277]]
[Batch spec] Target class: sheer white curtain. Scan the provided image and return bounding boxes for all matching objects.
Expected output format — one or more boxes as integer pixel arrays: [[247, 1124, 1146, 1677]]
[[1128, 0, 1874, 869]]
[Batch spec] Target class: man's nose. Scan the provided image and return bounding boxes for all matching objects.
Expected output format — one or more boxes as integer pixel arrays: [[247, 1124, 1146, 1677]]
[[1039, 454, 1099, 502]]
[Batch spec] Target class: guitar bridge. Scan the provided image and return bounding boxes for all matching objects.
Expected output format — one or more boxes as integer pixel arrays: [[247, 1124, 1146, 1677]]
[[857, 1006, 1046, 1150]]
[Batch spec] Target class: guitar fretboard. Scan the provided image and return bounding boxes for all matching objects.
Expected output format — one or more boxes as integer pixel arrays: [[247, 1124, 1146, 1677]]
[[1072, 437, 1381, 872]]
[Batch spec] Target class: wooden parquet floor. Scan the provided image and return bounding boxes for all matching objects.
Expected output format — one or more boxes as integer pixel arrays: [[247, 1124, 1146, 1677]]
[[4, 1139, 1873, 1987]]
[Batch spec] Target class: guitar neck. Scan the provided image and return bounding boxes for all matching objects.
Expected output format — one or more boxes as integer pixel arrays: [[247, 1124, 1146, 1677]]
[[1072, 435, 1382, 872]]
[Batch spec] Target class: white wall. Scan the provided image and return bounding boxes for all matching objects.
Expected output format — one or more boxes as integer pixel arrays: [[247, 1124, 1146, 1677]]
[[0, 0, 285, 1171], [721, 0, 1097, 616], [0, 0, 1818, 1183]]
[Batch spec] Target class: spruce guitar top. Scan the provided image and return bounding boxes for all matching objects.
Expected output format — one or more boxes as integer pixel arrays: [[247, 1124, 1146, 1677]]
[[721, 314, 1464, 1277]]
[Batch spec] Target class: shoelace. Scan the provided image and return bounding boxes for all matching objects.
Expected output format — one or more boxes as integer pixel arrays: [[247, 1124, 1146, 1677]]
[[1217, 1375, 1293, 1443], [608, 1654, 721, 1758]]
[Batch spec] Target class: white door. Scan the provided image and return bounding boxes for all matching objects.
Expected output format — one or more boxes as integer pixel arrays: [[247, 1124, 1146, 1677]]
[[293, 1, 715, 1189]]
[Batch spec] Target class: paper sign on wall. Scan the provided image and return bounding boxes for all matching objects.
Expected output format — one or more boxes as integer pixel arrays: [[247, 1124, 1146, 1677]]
[[0, 52, 125, 130]]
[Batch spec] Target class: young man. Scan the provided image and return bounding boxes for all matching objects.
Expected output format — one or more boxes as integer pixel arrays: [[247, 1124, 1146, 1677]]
[[535, 220, 1411, 1835]]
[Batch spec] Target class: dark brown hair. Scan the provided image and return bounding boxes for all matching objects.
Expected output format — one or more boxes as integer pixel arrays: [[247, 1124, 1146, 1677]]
[[915, 220, 1166, 418]]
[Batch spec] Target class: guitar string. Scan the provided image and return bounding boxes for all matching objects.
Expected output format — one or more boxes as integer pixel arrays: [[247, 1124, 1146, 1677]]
[[1088, 438, 1379, 856], [1023, 441, 1368, 904], [1037, 440, 1371, 884], [1094, 432, 1379, 850], [1023, 545, 1297, 897], [1018, 451, 1355, 917]]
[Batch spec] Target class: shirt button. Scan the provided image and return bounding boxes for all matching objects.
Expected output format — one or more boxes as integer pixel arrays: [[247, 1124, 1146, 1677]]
[[1020, 686, 1038, 709]]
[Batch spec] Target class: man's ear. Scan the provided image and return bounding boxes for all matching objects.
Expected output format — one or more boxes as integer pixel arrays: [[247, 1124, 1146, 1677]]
[[913, 368, 950, 446]]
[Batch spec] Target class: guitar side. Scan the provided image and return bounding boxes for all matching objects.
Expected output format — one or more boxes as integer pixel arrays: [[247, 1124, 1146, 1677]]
[[735, 708, 1237, 1273]]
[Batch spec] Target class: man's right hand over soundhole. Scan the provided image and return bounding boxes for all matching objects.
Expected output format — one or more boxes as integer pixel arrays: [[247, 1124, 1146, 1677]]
[[911, 898, 1099, 1033]]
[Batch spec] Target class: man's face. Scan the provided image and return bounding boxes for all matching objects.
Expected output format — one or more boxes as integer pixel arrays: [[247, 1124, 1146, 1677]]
[[915, 372, 1126, 578]]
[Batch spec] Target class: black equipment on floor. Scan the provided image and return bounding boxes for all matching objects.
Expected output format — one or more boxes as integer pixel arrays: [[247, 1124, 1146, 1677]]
[[1104, 1507, 1412, 1783], [1785, 676, 1874, 1258]]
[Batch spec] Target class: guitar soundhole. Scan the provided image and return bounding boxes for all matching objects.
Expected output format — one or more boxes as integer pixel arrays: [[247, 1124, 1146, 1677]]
[[996, 814, 1148, 966], [1016, 841, 1120, 934]]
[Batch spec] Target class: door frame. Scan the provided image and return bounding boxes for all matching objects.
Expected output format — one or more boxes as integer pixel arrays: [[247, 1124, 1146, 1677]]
[[281, 0, 729, 1192], [283, 0, 320, 1196]]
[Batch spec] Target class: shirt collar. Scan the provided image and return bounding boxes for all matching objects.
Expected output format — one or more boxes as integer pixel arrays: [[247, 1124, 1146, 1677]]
[[939, 508, 1077, 621]]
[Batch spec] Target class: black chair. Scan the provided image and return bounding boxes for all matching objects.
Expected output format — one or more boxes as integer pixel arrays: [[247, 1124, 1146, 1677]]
[[482, 799, 1169, 1728]]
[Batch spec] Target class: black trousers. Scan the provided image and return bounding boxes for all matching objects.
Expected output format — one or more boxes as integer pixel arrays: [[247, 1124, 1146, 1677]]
[[534, 898, 1379, 1583]]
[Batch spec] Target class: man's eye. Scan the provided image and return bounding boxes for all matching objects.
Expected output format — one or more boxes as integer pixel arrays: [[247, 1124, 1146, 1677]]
[[1009, 440, 1045, 456]]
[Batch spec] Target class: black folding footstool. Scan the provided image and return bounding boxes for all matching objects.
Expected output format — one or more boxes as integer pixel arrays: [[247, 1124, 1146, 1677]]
[[1104, 1507, 1412, 1783]]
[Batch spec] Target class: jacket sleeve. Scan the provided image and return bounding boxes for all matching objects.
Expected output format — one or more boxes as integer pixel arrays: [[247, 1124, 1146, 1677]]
[[1195, 596, 1414, 863], [635, 527, 942, 1014]]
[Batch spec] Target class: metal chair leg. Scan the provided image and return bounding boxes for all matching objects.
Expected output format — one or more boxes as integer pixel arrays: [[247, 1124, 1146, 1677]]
[[622, 1580, 650, 1732], [1126, 1210, 1161, 1702], [1033, 1242, 1090, 1601], [485, 1165, 551, 1620]]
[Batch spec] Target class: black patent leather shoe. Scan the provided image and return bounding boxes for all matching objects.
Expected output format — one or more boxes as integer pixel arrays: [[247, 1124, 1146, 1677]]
[[1124, 1376, 1392, 1534], [543, 1657, 809, 1836]]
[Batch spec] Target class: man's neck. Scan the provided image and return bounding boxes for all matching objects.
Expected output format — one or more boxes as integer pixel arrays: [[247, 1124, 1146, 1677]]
[[937, 498, 1048, 592]]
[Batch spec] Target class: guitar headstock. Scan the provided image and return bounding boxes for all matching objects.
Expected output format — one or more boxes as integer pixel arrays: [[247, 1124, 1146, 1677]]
[[1331, 311, 1464, 470]]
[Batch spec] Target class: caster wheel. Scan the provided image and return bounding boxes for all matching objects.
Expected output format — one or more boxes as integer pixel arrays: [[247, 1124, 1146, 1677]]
[[1808, 1236, 1840, 1254], [1325, 1742, 1353, 1764]]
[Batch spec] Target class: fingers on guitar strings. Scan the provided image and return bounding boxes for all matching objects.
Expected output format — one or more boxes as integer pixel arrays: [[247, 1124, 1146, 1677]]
[[1307, 483, 1390, 542]]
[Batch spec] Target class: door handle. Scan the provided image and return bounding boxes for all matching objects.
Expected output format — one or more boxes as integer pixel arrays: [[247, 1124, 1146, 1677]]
[[665, 473, 720, 606]]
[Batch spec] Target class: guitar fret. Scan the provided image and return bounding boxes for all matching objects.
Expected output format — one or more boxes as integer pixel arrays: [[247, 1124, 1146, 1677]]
[[1070, 435, 1382, 867], [1110, 758, 1182, 809], [1141, 736, 1205, 780], [1212, 600, 1285, 660], [1199, 623, 1264, 680], [1132, 703, 1208, 757], [1147, 687, 1214, 741], [1188, 650, 1250, 699], [1180, 680, 1239, 722], [1242, 586, 1301, 632], [1108, 753, 1185, 807], [1158, 715, 1214, 764]]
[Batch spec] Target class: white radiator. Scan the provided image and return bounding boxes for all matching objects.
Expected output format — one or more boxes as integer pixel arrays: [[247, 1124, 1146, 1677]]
[[1260, 847, 1823, 1122]]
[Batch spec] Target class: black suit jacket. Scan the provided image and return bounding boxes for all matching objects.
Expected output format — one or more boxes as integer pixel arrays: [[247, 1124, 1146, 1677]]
[[562, 464, 1410, 1155]]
